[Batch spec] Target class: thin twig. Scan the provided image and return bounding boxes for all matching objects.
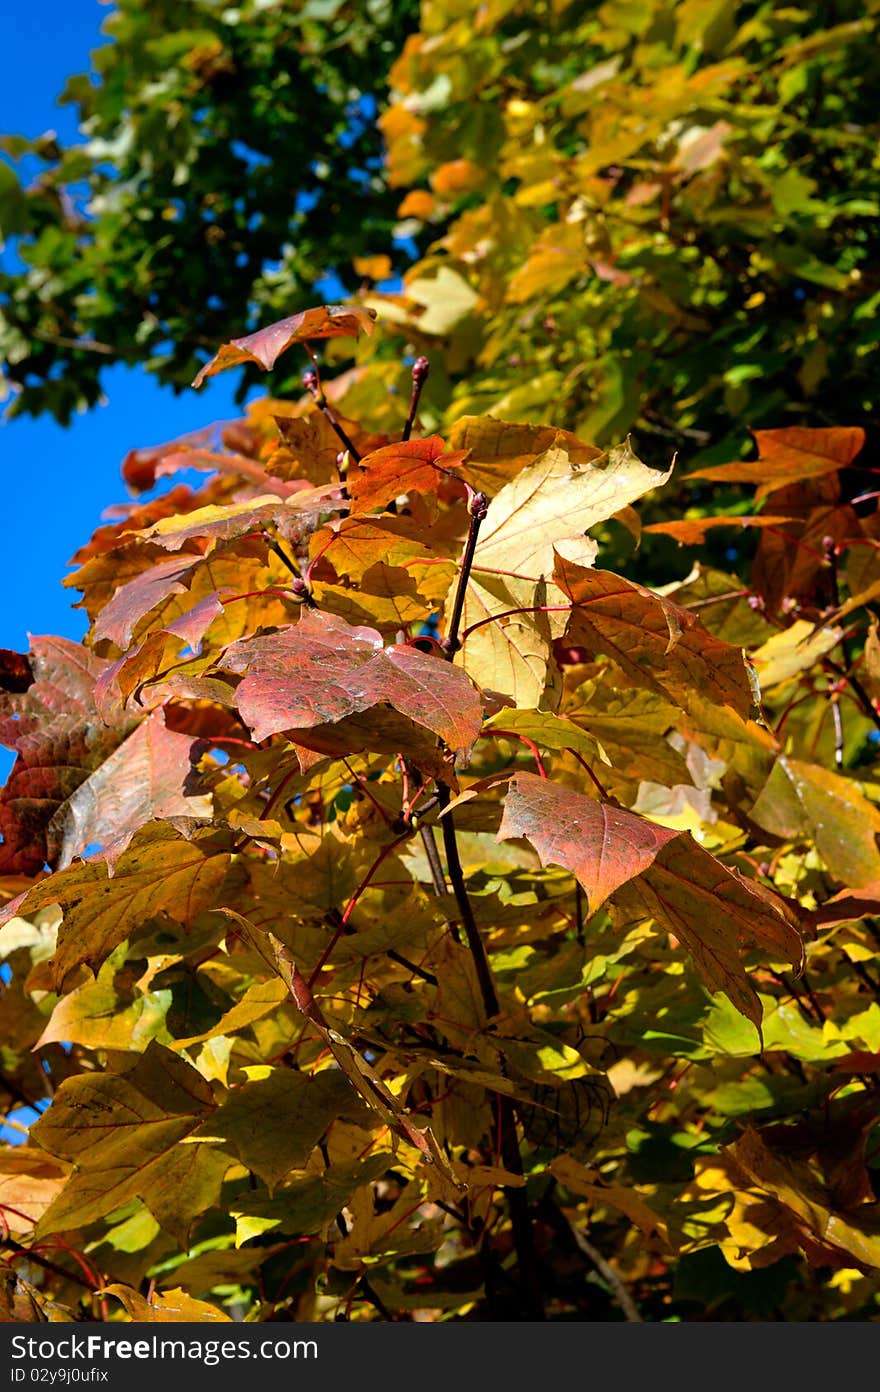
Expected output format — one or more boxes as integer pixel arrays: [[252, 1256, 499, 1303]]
[[402, 357, 430, 442], [568, 1226, 643, 1322], [303, 350, 362, 463], [419, 825, 448, 896]]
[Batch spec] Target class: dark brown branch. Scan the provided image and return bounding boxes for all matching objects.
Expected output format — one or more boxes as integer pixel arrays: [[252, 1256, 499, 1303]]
[[302, 355, 362, 463], [402, 356, 430, 442], [437, 782, 544, 1319], [441, 491, 489, 658]]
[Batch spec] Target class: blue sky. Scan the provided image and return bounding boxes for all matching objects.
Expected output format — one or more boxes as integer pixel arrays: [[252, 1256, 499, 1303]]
[[1, 2, 249, 658]]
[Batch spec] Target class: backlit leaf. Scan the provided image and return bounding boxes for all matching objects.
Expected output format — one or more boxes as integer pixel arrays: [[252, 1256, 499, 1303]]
[[499, 772, 802, 1025], [46, 708, 212, 871], [350, 436, 467, 514], [0, 826, 230, 985], [192, 304, 376, 387], [31, 1044, 227, 1243]]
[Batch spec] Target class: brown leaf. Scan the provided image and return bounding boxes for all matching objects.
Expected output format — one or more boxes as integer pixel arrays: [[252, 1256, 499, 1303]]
[[350, 436, 467, 514], [0, 826, 230, 986], [192, 304, 377, 387], [220, 608, 483, 757], [498, 772, 802, 1026], [555, 549, 753, 718], [46, 708, 212, 871]]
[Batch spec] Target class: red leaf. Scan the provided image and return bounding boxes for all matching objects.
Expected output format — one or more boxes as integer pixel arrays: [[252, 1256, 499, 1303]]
[[498, 772, 802, 1027], [192, 305, 377, 388], [92, 557, 201, 649], [219, 608, 482, 756], [350, 437, 467, 514], [497, 772, 676, 911], [0, 638, 126, 875], [46, 708, 212, 871]]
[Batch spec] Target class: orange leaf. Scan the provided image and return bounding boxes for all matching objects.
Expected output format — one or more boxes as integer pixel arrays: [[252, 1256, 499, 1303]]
[[350, 436, 467, 514], [192, 304, 377, 387], [690, 426, 865, 501]]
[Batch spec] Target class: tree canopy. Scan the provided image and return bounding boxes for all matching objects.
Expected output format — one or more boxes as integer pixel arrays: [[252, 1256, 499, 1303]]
[[3, 0, 879, 459], [0, 0, 419, 422], [4, 0, 880, 1328]]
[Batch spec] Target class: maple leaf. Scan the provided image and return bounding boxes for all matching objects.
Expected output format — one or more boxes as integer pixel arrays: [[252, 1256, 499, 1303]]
[[192, 304, 377, 387], [454, 439, 671, 707], [498, 772, 802, 1026], [349, 435, 468, 514], [30, 1043, 227, 1244], [0, 637, 129, 875], [103, 1285, 232, 1323], [45, 707, 213, 871], [447, 416, 603, 495], [690, 426, 865, 502], [0, 825, 230, 985], [554, 548, 753, 718], [219, 607, 483, 758]]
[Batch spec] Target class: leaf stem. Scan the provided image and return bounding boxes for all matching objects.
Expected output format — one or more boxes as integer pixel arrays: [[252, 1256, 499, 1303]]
[[302, 350, 362, 463]]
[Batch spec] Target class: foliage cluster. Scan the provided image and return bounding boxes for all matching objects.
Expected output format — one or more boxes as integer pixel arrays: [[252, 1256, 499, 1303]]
[[0, 0, 419, 421], [3, 303, 880, 1322], [3, 0, 880, 467]]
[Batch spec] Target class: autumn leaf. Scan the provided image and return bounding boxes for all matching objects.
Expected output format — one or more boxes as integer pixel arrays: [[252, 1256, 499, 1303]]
[[643, 514, 796, 545], [92, 556, 203, 649], [690, 426, 865, 502], [447, 416, 603, 495], [349, 436, 467, 514], [210, 1068, 365, 1189], [454, 439, 670, 708], [498, 772, 802, 1026], [554, 548, 753, 718], [472, 439, 670, 582], [134, 489, 337, 553], [750, 756, 880, 887], [30, 1044, 228, 1243], [192, 305, 377, 387], [45, 707, 213, 871], [0, 825, 230, 985], [0, 636, 127, 875], [219, 607, 483, 757], [726, 1126, 880, 1271], [103, 1284, 232, 1323]]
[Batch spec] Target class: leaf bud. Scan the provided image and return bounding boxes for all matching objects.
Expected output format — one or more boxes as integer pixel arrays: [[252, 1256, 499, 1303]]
[[468, 490, 489, 521]]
